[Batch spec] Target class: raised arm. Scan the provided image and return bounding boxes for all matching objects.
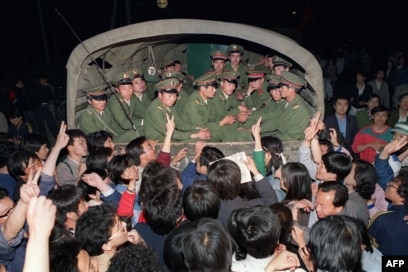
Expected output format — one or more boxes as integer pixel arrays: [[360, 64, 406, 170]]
[[42, 122, 69, 177]]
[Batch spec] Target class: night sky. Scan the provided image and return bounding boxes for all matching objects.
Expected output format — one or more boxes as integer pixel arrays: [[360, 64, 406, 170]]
[[1, 0, 408, 86]]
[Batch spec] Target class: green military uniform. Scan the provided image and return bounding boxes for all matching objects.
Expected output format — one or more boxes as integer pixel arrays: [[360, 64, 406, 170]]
[[133, 94, 151, 118], [261, 72, 310, 140], [243, 71, 270, 110], [225, 44, 248, 92], [161, 71, 189, 114], [208, 88, 241, 121]]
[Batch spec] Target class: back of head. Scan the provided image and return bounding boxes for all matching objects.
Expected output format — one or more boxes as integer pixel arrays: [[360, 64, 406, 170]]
[[125, 136, 146, 166], [183, 180, 220, 221], [49, 228, 81, 272], [75, 204, 116, 256], [86, 130, 113, 152], [20, 133, 49, 153], [7, 150, 38, 180], [182, 218, 232, 272], [107, 243, 162, 272], [229, 206, 280, 260], [269, 203, 293, 246], [260, 136, 284, 175], [353, 160, 377, 200], [281, 162, 312, 202], [394, 171, 408, 204], [198, 146, 225, 167], [309, 215, 362, 272], [207, 159, 241, 200], [86, 147, 113, 174], [322, 152, 352, 182], [107, 154, 135, 185]]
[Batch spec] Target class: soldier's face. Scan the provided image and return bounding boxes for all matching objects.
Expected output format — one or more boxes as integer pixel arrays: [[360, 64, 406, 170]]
[[159, 92, 178, 107], [270, 88, 282, 101], [132, 78, 146, 94], [273, 65, 288, 76], [117, 85, 133, 101], [89, 98, 106, 112], [212, 60, 225, 74], [229, 53, 241, 66], [202, 85, 217, 99], [220, 80, 236, 96], [249, 78, 263, 89]]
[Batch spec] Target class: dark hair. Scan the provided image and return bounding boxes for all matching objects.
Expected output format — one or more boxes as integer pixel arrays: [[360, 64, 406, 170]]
[[239, 181, 261, 200], [318, 139, 334, 153], [308, 215, 362, 272], [208, 159, 241, 200], [77, 179, 98, 202], [49, 227, 81, 272], [183, 180, 220, 221], [370, 105, 389, 116], [107, 243, 162, 272], [48, 184, 86, 229], [8, 106, 24, 119], [269, 203, 293, 247], [163, 221, 196, 272], [20, 133, 49, 153], [0, 141, 18, 168], [75, 204, 117, 256], [107, 154, 135, 185], [198, 146, 224, 167], [86, 147, 113, 174], [261, 136, 284, 175], [332, 93, 351, 105], [182, 218, 232, 272], [229, 206, 280, 260], [143, 185, 183, 235], [125, 136, 146, 166], [66, 129, 87, 146], [0, 187, 10, 200], [394, 171, 408, 204], [366, 93, 381, 104], [352, 160, 377, 200], [318, 181, 348, 208], [321, 152, 352, 182], [7, 150, 39, 180], [355, 218, 373, 253], [398, 92, 408, 102], [281, 162, 312, 203], [86, 130, 114, 153]]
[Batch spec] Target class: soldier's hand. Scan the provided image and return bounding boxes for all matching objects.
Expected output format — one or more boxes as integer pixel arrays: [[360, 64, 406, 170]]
[[220, 115, 235, 126]]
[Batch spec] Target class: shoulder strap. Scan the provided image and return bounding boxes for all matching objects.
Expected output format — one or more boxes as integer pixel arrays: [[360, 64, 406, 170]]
[[63, 161, 73, 175]]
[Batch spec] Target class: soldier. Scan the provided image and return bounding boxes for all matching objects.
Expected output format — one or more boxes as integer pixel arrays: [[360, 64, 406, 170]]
[[243, 70, 270, 110], [131, 68, 153, 111], [208, 50, 228, 76], [106, 71, 143, 143], [77, 84, 117, 138], [261, 71, 311, 140], [272, 55, 293, 76], [143, 78, 209, 142], [161, 71, 189, 112], [224, 44, 248, 92], [254, 53, 274, 75]]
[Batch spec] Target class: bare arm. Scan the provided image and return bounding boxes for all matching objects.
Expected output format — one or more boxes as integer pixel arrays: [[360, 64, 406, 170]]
[[42, 122, 69, 177]]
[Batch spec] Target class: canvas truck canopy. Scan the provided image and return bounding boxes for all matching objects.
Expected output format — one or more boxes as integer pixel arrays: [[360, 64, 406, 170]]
[[66, 18, 324, 156]]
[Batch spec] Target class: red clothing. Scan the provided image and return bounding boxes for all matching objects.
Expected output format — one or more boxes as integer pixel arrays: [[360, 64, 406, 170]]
[[351, 125, 393, 163]]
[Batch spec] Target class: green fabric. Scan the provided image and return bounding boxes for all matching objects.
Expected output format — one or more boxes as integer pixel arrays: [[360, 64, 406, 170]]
[[224, 62, 248, 91], [77, 105, 116, 136], [243, 81, 270, 109], [356, 109, 372, 129], [208, 89, 241, 122], [253, 149, 267, 176]]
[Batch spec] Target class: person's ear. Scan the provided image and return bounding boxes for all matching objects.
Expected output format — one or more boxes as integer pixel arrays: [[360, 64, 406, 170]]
[[102, 242, 112, 251]]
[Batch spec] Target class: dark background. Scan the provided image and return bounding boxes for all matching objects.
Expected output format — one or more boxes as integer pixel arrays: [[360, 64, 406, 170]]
[[1, 0, 408, 87]]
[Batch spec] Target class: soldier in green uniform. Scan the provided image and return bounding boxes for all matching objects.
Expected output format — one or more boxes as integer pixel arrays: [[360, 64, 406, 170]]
[[272, 55, 293, 76], [254, 53, 274, 75], [261, 71, 311, 140], [106, 71, 143, 143], [77, 84, 117, 138], [131, 68, 152, 117], [243, 71, 270, 110], [161, 71, 189, 113], [174, 60, 195, 95], [143, 78, 210, 142], [207, 50, 228, 76], [224, 44, 248, 92]]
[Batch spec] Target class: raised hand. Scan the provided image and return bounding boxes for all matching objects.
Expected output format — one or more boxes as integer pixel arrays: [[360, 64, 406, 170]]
[[20, 168, 41, 204], [165, 113, 175, 135], [54, 121, 69, 150]]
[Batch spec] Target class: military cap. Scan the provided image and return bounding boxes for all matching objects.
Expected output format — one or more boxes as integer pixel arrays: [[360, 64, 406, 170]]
[[226, 44, 244, 55], [247, 70, 266, 79], [272, 55, 293, 68], [279, 71, 307, 89], [211, 50, 228, 61], [82, 84, 108, 100], [114, 70, 134, 85], [194, 73, 218, 87], [266, 75, 281, 91], [161, 58, 175, 69], [131, 67, 144, 79], [156, 78, 180, 94], [162, 71, 185, 81], [218, 71, 239, 82]]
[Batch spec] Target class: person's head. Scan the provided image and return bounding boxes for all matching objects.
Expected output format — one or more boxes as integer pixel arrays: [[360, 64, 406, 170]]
[[218, 71, 238, 96], [86, 147, 114, 177], [75, 204, 129, 256], [125, 136, 156, 167], [229, 206, 280, 260], [77, 179, 99, 203], [332, 94, 350, 116], [163, 59, 176, 72], [8, 106, 24, 127], [385, 170, 408, 205], [8, 150, 42, 182], [279, 162, 312, 202], [343, 159, 376, 200], [374, 68, 385, 81], [86, 130, 115, 153], [398, 55, 406, 66], [85, 86, 108, 112], [315, 181, 348, 218], [0, 141, 18, 169], [183, 180, 220, 221], [355, 218, 374, 254], [156, 78, 180, 107], [20, 133, 50, 161], [387, 59, 396, 69], [365, 93, 380, 111], [48, 184, 88, 230], [208, 159, 241, 200], [318, 139, 334, 154], [143, 185, 183, 235], [173, 60, 182, 73], [182, 217, 233, 272], [247, 71, 265, 90], [194, 73, 218, 100], [107, 243, 161, 272], [107, 154, 138, 185], [316, 152, 352, 182], [266, 75, 281, 101], [196, 146, 224, 175], [211, 51, 228, 75], [0, 187, 14, 225], [132, 71, 147, 95], [163, 220, 196, 272], [278, 71, 306, 100], [66, 129, 88, 159], [269, 203, 293, 246], [391, 122, 408, 142], [371, 105, 389, 126], [308, 215, 362, 272], [261, 136, 284, 176], [114, 72, 134, 101], [356, 71, 367, 83], [272, 55, 293, 76], [227, 44, 244, 66]]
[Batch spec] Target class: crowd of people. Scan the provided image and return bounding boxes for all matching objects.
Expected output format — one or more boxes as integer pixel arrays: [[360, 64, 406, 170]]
[[0, 43, 407, 272]]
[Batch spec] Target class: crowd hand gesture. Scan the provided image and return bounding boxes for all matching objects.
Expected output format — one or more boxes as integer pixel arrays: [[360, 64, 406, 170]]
[[172, 147, 187, 166], [328, 128, 340, 146], [194, 141, 206, 161], [369, 141, 386, 151], [54, 121, 70, 150], [244, 156, 260, 176], [220, 115, 235, 126], [304, 111, 321, 142], [165, 113, 175, 135], [251, 117, 262, 138], [26, 195, 56, 239], [290, 199, 315, 213], [81, 172, 105, 188], [380, 135, 408, 158], [265, 250, 301, 272], [20, 168, 41, 204]]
